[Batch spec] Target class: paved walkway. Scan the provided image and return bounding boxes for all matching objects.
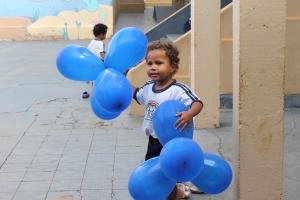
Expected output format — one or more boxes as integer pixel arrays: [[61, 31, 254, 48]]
[[0, 41, 299, 200]]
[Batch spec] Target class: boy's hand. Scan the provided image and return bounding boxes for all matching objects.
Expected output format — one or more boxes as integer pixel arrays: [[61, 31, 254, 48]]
[[175, 111, 193, 132]]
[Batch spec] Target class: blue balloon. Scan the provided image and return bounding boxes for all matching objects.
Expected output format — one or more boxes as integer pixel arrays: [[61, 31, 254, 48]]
[[90, 94, 121, 120], [104, 27, 148, 73], [56, 45, 105, 81], [159, 138, 204, 182], [128, 157, 176, 200], [93, 68, 133, 113], [192, 153, 233, 194], [153, 100, 194, 145]]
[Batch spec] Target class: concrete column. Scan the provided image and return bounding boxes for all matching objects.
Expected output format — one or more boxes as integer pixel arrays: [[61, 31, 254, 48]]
[[232, 0, 286, 199], [191, 0, 220, 128]]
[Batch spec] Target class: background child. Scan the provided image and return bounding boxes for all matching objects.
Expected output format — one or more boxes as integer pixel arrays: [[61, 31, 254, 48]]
[[132, 39, 203, 199], [82, 23, 108, 99]]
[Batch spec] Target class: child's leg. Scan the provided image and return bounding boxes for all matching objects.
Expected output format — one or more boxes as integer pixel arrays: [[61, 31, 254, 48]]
[[82, 81, 94, 99], [166, 183, 191, 200], [145, 135, 163, 160], [145, 136, 181, 199], [166, 186, 177, 200]]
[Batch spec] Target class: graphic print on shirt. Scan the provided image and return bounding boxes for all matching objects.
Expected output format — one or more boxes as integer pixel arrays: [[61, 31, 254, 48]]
[[145, 100, 159, 121]]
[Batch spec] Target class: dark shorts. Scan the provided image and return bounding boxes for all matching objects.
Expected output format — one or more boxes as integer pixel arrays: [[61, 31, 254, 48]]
[[145, 135, 177, 198], [145, 135, 163, 161]]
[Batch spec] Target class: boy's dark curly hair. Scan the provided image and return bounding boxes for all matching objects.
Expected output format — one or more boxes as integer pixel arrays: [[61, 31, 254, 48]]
[[146, 39, 180, 75], [93, 23, 108, 37]]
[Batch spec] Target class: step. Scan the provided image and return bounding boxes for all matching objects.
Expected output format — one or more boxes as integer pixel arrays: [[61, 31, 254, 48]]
[[119, 0, 145, 13], [221, 94, 300, 109], [166, 34, 181, 41]]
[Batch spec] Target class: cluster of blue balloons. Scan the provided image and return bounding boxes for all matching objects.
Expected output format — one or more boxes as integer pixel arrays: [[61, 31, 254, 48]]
[[56, 27, 148, 120], [128, 100, 232, 200]]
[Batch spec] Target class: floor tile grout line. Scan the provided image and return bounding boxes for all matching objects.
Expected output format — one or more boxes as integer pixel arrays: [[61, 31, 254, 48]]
[[9, 112, 59, 200], [110, 130, 119, 200], [43, 133, 72, 200], [44, 109, 73, 200], [0, 116, 37, 169], [79, 128, 95, 200]]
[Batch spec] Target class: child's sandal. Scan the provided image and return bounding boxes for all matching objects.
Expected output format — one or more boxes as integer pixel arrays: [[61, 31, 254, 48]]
[[82, 91, 90, 99]]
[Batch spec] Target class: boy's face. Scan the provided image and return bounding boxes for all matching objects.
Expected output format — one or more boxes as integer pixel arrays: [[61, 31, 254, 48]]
[[146, 49, 175, 83]]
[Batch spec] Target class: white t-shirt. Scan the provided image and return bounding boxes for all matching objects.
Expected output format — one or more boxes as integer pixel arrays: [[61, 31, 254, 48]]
[[134, 80, 202, 138], [87, 39, 105, 59]]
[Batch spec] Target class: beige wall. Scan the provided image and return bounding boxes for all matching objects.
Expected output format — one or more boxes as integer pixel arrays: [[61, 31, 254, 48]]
[[220, 5, 233, 94], [221, 1, 300, 94], [145, 0, 190, 6], [232, 0, 285, 198], [191, 0, 220, 128], [144, 0, 176, 6], [285, 17, 300, 94], [113, 0, 120, 27]]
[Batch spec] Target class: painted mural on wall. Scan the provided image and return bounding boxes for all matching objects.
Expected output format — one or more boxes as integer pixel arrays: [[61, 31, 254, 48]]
[[0, 0, 113, 40]]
